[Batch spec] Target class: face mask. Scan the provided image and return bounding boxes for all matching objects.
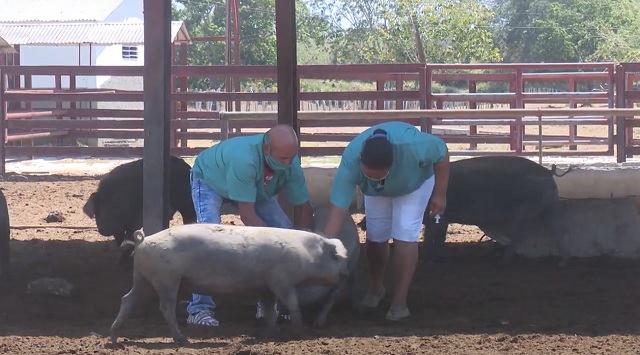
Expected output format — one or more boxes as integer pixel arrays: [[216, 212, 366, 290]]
[[264, 136, 290, 172], [362, 168, 390, 182], [266, 154, 289, 172]]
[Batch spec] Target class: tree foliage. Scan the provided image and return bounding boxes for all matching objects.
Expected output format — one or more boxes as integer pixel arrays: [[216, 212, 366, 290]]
[[171, 0, 330, 90], [171, 0, 640, 90], [491, 0, 640, 63], [306, 0, 501, 63]]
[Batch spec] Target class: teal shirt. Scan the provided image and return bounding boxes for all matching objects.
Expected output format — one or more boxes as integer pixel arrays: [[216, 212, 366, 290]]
[[191, 134, 310, 205], [329, 121, 448, 209]]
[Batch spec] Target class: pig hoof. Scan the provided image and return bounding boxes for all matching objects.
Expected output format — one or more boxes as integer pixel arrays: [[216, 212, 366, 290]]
[[264, 327, 280, 339], [288, 330, 304, 340], [312, 314, 328, 328], [352, 302, 365, 314], [174, 337, 189, 346]]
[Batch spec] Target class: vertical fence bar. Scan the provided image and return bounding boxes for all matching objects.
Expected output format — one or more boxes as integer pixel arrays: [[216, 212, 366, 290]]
[[468, 80, 478, 150], [220, 111, 229, 141], [538, 114, 543, 165], [615, 64, 627, 163], [568, 78, 577, 150], [0, 72, 7, 174], [514, 69, 524, 153], [607, 64, 615, 154], [419, 65, 428, 132]]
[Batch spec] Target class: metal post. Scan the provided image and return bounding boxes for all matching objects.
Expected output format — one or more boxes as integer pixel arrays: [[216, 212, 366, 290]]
[[0, 72, 6, 175], [142, 0, 172, 235], [275, 0, 298, 132], [275, 0, 298, 220]]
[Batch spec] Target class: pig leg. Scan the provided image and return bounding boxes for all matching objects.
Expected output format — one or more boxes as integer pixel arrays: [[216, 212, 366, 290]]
[[153, 276, 188, 345], [109, 271, 154, 344], [547, 200, 570, 267], [260, 292, 280, 336], [312, 276, 348, 328], [477, 225, 510, 256], [423, 222, 448, 262], [348, 272, 364, 314], [113, 232, 126, 247], [118, 231, 137, 265], [269, 283, 303, 333], [501, 233, 524, 264], [500, 229, 525, 264], [501, 221, 536, 264], [0, 191, 10, 283]]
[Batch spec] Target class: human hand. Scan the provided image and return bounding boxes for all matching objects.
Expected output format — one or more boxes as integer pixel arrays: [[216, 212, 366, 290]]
[[429, 191, 447, 217]]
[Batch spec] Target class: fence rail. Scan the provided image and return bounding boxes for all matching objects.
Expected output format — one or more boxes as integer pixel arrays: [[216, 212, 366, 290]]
[[0, 62, 638, 174]]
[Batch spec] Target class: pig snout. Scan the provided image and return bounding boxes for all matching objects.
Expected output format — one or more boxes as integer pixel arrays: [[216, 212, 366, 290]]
[[327, 238, 350, 278]]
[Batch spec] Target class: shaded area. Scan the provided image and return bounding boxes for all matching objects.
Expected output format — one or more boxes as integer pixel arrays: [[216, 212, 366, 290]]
[[2, 237, 640, 340], [2, 176, 640, 354]]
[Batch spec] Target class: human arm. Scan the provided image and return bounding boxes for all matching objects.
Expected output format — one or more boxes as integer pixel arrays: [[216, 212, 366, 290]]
[[225, 163, 267, 227], [284, 157, 314, 230], [293, 201, 314, 230], [428, 141, 450, 217], [237, 202, 267, 227], [322, 204, 349, 238], [321, 162, 358, 238]]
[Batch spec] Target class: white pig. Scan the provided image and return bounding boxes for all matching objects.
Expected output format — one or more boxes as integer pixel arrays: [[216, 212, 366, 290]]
[[109, 223, 349, 346]]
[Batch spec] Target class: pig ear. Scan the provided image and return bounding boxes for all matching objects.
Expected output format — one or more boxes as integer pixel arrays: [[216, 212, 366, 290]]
[[83, 193, 97, 218], [325, 238, 345, 260]]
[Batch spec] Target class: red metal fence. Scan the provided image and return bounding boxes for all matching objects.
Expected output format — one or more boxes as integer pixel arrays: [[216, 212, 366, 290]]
[[616, 63, 640, 161], [0, 62, 638, 173]]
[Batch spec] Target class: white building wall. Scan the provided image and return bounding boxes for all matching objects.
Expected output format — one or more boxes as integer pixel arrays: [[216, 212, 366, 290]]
[[19, 45, 97, 89], [96, 0, 144, 88], [95, 44, 144, 88], [11, 0, 149, 146], [17, 0, 145, 90], [95, 0, 146, 146]]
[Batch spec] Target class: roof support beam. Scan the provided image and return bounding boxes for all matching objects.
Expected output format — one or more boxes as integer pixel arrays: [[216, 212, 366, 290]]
[[275, 0, 298, 131], [275, 0, 299, 223], [142, 0, 172, 236]]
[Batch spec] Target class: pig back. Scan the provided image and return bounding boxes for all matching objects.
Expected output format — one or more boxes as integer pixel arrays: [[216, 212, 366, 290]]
[[133, 223, 346, 283]]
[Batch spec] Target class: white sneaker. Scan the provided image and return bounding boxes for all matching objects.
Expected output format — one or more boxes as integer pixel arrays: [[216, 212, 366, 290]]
[[186, 309, 220, 326]]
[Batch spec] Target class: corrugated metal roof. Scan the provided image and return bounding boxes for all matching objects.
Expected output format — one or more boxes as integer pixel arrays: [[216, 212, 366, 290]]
[[0, 0, 127, 23], [0, 21, 192, 46], [0, 36, 16, 54]]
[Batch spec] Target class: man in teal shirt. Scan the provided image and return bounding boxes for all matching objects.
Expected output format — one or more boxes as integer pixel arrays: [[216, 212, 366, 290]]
[[187, 124, 314, 327], [322, 121, 450, 322]]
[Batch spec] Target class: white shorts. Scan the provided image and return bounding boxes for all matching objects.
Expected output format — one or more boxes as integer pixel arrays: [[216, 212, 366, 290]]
[[364, 176, 435, 243]]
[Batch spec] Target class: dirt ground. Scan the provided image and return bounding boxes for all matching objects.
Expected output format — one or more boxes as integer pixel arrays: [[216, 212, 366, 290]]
[[2, 173, 640, 354]]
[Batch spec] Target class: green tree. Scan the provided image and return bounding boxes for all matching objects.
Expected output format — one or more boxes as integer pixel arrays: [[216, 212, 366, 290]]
[[172, 0, 331, 90], [491, 0, 640, 63], [307, 0, 501, 64]]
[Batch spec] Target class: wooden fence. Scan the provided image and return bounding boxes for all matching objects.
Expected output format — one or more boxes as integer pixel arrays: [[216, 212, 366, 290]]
[[0, 62, 638, 173]]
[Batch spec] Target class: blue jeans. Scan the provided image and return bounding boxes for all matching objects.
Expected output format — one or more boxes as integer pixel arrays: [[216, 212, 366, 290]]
[[186, 171, 293, 315]]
